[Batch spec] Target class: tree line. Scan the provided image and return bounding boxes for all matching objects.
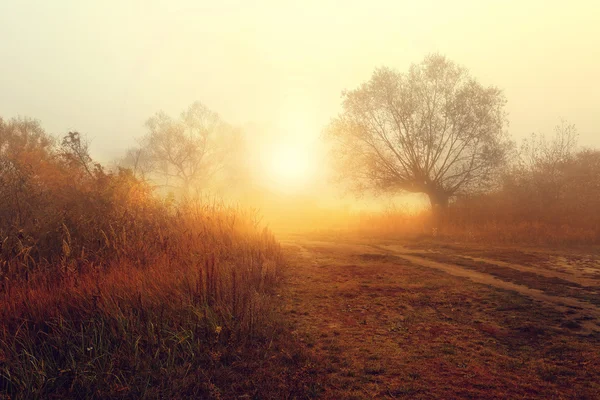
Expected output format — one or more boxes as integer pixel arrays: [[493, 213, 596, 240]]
[[2, 53, 599, 236]]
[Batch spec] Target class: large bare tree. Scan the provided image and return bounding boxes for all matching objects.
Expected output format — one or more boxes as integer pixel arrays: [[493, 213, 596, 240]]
[[326, 54, 510, 213]]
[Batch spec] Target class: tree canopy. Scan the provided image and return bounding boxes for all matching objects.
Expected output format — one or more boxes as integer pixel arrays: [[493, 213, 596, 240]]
[[122, 102, 240, 196], [326, 54, 511, 211]]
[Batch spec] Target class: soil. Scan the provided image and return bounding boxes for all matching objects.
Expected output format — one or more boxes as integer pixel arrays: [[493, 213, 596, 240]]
[[279, 234, 600, 399]]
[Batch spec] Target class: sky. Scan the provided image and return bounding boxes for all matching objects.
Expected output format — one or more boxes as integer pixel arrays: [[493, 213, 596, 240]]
[[1, 0, 599, 197]]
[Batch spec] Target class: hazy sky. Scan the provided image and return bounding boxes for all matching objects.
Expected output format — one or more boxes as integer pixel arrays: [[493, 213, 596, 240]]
[[1, 0, 599, 172]]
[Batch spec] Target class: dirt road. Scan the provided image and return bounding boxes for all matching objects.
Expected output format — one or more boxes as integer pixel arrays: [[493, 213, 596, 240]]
[[280, 235, 600, 399]]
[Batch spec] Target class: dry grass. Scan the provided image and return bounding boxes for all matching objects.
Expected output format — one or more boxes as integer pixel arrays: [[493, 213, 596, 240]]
[[281, 235, 600, 399], [0, 128, 319, 398], [3, 119, 600, 399], [286, 203, 600, 246], [0, 196, 325, 399]]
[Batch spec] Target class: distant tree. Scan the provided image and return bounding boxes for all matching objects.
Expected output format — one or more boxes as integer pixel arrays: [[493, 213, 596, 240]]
[[564, 149, 600, 214], [0, 116, 53, 159], [0, 117, 55, 226], [325, 54, 510, 215], [512, 120, 579, 205], [497, 122, 600, 228], [123, 102, 239, 196], [120, 146, 153, 181], [518, 120, 578, 171]]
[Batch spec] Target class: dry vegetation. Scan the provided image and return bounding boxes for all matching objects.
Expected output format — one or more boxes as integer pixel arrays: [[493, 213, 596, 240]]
[[0, 118, 318, 399], [1, 109, 599, 400], [280, 236, 600, 399], [289, 129, 600, 246]]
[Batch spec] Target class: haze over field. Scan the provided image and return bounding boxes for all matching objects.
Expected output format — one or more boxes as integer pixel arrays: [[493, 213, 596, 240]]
[[1, 0, 599, 200], [4, 2, 600, 398]]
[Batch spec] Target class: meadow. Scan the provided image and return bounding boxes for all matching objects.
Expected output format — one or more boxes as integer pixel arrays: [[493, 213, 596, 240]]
[[2, 1, 600, 398], [2, 119, 600, 399]]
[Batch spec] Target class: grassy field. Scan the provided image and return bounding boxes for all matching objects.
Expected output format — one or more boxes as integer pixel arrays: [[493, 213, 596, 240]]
[[3, 224, 600, 399], [0, 202, 321, 399], [279, 234, 600, 399]]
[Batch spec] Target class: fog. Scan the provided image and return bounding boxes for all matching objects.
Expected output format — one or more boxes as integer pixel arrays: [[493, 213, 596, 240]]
[[4, 3, 600, 396], [1, 0, 599, 212]]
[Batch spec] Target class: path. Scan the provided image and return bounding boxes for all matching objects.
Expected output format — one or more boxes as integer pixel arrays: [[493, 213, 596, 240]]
[[279, 235, 600, 399]]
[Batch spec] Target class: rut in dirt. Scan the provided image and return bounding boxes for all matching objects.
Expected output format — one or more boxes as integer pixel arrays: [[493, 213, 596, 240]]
[[286, 237, 600, 334], [280, 238, 600, 399], [385, 251, 600, 334]]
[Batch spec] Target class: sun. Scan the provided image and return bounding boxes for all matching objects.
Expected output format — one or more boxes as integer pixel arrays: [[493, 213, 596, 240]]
[[263, 143, 315, 193]]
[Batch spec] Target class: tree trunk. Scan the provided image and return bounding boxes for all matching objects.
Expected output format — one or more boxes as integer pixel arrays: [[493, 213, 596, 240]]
[[427, 190, 450, 231]]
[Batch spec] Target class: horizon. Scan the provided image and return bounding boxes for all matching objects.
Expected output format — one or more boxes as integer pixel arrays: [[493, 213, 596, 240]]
[[1, 0, 599, 201]]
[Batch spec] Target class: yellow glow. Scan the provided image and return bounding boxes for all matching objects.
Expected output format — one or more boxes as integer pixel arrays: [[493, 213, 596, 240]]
[[263, 142, 315, 193]]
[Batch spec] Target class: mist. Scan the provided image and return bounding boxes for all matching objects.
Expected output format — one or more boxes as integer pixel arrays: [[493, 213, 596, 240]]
[[1, 1, 599, 161], [2, 2, 600, 398]]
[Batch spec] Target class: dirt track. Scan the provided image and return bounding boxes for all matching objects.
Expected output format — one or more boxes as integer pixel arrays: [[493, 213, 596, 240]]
[[280, 235, 600, 399], [377, 244, 600, 334], [286, 237, 600, 334]]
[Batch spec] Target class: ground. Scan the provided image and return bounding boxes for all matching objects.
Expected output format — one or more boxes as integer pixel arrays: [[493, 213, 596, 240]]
[[278, 233, 600, 399]]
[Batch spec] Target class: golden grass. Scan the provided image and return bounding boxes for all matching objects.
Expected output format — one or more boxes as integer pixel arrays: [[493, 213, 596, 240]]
[[0, 145, 321, 398], [278, 201, 600, 246], [0, 196, 304, 398]]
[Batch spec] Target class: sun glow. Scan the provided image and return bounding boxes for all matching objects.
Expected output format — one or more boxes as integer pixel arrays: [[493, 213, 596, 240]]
[[263, 142, 316, 193]]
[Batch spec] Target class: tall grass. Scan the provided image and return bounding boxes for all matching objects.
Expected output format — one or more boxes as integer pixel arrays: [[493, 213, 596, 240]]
[[0, 195, 291, 398], [0, 124, 313, 398]]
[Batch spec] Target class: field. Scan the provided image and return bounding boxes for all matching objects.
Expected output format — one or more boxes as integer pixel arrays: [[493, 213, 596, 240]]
[[2, 121, 600, 398], [279, 233, 600, 399]]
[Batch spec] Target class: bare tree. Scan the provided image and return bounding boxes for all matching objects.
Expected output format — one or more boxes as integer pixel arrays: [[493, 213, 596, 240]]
[[61, 131, 98, 179], [519, 120, 578, 170], [515, 120, 579, 204], [325, 54, 510, 214], [124, 102, 239, 195], [120, 145, 154, 182]]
